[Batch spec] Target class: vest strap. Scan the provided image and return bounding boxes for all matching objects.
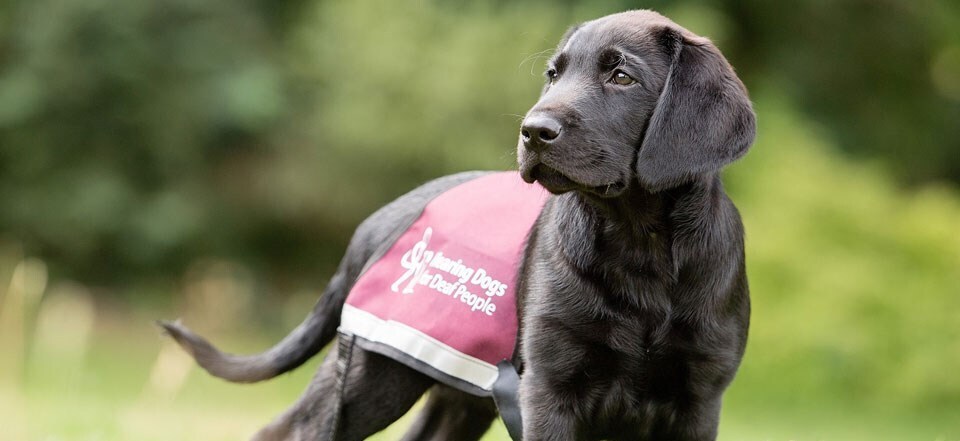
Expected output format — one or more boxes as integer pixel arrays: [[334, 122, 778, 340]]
[[492, 360, 524, 440], [329, 333, 357, 441]]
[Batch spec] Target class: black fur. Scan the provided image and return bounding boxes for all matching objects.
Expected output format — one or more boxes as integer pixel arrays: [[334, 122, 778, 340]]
[[515, 11, 754, 440], [161, 9, 755, 441]]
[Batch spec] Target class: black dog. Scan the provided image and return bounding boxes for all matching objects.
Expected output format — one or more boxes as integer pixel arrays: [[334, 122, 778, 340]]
[[162, 9, 755, 441]]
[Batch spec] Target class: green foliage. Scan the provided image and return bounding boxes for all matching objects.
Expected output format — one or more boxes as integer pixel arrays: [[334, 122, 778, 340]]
[[715, 0, 960, 184], [0, 0, 294, 281], [723, 93, 960, 417], [2, 0, 958, 285]]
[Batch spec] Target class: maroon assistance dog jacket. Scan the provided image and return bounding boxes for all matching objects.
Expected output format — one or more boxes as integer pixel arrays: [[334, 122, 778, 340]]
[[339, 172, 548, 397]]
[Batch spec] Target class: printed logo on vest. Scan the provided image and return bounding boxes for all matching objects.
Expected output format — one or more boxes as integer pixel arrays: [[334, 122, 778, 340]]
[[390, 227, 509, 316]]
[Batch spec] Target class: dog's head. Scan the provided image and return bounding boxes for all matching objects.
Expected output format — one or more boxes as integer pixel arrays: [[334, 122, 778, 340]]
[[517, 10, 756, 195]]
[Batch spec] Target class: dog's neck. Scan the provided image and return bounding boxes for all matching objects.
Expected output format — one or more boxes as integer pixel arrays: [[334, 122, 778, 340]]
[[575, 175, 717, 236], [583, 186, 676, 234], [554, 174, 721, 286]]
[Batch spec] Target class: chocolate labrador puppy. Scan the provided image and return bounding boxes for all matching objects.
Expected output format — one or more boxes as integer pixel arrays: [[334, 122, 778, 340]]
[[162, 9, 755, 441]]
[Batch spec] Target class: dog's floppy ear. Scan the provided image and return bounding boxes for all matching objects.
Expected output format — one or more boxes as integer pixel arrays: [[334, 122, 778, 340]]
[[636, 28, 756, 191]]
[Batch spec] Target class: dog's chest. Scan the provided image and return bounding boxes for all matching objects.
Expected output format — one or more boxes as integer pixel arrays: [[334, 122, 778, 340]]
[[561, 302, 697, 385], [535, 305, 718, 437], [526, 215, 718, 415]]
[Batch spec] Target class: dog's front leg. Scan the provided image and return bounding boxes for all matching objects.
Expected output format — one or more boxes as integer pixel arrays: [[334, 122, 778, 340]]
[[519, 373, 581, 441]]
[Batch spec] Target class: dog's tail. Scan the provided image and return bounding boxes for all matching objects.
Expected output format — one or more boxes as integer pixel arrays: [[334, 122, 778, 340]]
[[158, 273, 348, 383]]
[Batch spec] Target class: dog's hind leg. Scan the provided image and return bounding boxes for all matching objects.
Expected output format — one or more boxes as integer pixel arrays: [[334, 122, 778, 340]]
[[399, 385, 498, 441], [251, 341, 434, 441]]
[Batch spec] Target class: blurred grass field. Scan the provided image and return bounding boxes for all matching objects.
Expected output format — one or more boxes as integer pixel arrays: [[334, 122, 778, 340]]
[[0, 307, 957, 441], [1, 95, 959, 440]]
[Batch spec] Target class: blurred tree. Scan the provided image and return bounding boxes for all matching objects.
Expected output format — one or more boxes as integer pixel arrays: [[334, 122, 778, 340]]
[[716, 0, 960, 183], [0, 0, 301, 283], [0, 0, 957, 289]]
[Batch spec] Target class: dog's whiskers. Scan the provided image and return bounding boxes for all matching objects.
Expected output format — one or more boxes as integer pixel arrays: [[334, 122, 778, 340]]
[[518, 48, 555, 76], [501, 113, 528, 123]]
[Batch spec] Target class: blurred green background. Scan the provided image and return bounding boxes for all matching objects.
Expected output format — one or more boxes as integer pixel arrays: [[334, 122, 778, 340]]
[[1, 0, 959, 440]]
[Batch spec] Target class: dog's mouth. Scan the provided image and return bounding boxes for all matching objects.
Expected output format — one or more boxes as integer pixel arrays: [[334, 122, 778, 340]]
[[523, 163, 626, 198], [524, 164, 578, 193]]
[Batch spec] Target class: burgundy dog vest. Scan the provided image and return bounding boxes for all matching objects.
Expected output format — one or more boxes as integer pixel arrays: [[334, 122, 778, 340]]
[[339, 171, 548, 396]]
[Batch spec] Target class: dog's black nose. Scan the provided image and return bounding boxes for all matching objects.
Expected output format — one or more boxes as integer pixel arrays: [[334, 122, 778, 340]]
[[521, 115, 561, 151]]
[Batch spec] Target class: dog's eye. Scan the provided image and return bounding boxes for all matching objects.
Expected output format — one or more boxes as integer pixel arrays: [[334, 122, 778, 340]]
[[546, 68, 558, 83], [611, 70, 635, 86]]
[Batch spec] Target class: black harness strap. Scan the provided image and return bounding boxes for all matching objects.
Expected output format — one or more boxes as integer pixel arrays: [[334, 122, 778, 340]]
[[492, 360, 524, 440]]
